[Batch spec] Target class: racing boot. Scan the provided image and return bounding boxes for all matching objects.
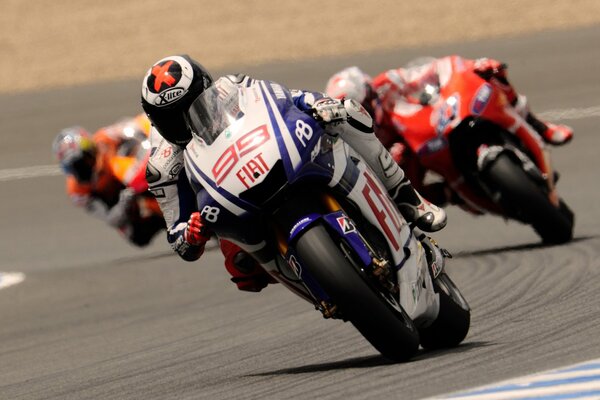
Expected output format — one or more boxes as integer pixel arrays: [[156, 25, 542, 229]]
[[389, 176, 447, 232], [513, 95, 573, 146], [221, 239, 276, 292], [526, 113, 573, 146]]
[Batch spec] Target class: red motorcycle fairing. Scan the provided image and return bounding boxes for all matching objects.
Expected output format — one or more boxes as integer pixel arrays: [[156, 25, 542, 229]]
[[387, 57, 558, 214]]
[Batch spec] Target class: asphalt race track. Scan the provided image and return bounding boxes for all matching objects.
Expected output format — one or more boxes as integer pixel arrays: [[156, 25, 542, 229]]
[[1, 26, 599, 400]]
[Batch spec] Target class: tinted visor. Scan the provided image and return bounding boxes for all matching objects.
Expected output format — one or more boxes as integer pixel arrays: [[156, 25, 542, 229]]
[[65, 153, 95, 182], [146, 107, 191, 146]]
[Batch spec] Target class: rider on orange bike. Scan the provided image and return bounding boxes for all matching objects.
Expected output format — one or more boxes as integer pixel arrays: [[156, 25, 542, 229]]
[[53, 113, 165, 246]]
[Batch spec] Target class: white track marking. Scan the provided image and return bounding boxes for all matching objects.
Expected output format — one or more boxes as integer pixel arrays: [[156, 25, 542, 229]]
[[0, 105, 598, 185], [429, 359, 600, 400], [538, 105, 600, 121], [0, 272, 25, 290], [0, 164, 60, 182]]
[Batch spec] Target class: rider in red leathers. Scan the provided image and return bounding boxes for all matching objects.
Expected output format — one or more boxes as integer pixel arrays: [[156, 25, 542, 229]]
[[326, 56, 574, 207]]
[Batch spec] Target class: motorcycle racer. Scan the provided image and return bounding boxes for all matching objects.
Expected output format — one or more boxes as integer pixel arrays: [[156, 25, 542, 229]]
[[325, 56, 574, 206], [52, 113, 165, 246], [141, 55, 446, 292]]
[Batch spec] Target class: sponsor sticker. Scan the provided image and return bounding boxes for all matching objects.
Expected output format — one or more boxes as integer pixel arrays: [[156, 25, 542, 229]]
[[288, 255, 302, 276], [471, 83, 492, 115], [155, 87, 186, 106], [435, 95, 459, 135], [336, 215, 356, 234]]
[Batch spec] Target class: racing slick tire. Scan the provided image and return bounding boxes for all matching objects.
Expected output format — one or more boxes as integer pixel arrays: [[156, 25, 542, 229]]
[[485, 153, 574, 244], [295, 224, 420, 362]]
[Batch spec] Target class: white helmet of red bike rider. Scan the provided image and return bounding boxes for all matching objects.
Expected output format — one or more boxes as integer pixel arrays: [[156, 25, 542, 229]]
[[52, 126, 97, 182], [326, 66, 380, 120], [391, 57, 441, 106]]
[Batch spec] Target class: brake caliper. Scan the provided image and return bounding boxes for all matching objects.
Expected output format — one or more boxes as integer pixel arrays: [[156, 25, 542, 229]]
[[372, 257, 399, 295], [317, 301, 339, 319]]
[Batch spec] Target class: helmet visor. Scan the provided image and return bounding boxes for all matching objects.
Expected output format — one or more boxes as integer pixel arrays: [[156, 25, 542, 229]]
[[64, 152, 95, 182]]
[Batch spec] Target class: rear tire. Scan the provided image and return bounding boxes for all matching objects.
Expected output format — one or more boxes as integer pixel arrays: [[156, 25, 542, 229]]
[[295, 224, 420, 362], [485, 153, 574, 244], [419, 273, 470, 350]]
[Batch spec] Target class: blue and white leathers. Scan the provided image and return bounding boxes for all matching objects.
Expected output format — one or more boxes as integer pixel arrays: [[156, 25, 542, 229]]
[[183, 76, 440, 325]]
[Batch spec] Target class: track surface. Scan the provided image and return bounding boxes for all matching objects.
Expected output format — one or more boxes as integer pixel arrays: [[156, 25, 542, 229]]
[[1, 26, 599, 400]]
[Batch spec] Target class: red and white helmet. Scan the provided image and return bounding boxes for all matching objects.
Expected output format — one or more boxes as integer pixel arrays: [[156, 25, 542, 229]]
[[326, 66, 380, 120], [141, 55, 213, 145]]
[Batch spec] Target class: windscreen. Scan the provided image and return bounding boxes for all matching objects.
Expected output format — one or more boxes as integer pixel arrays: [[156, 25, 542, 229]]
[[187, 84, 244, 145], [402, 57, 440, 105]]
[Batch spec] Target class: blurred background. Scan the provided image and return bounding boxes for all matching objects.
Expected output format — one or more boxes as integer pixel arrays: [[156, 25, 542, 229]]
[[1, 2, 600, 399], [2, 0, 600, 93]]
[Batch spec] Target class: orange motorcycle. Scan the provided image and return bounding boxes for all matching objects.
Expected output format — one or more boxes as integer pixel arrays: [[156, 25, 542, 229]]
[[108, 132, 165, 246]]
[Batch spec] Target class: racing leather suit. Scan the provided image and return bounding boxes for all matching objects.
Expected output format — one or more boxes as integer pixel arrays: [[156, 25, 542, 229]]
[[66, 114, 163, 246]]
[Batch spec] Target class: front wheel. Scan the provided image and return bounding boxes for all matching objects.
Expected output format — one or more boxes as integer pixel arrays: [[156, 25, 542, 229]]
[[485, 153, 574, 244], [295, 224, 420, 362]]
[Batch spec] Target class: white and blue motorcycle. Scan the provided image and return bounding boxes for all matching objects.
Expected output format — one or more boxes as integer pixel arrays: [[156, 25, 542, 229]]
[[183, 79, 470, 361]]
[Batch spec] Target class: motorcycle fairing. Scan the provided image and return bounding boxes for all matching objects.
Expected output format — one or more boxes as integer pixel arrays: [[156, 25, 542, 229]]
[[470, 82, 493, 115], [288, 212, 322, 240], [184, 79, 438, 320], [258, 81, 323, 170], [184, 85, 313, 214], [186, 86, 402, 254], [434, 94, 460, 136]]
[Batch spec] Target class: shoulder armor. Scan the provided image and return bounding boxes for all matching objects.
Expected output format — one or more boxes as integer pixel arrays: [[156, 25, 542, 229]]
[[344, 98, 373, 129]]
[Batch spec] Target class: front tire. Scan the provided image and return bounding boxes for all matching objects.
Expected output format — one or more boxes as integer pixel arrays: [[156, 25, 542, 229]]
[[295, 224, 420, 362], [485, 153, 574, 244]]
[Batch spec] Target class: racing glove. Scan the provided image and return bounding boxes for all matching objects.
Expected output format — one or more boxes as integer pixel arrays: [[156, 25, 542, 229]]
[[184, 212, 211, 246], [312, 98, 348, 124], [389, 142, 406, 165], [474, 58, 518, 104], [473, 58, 508, 80], [312, 97, 374, 134], [172, 211, 211, 261]]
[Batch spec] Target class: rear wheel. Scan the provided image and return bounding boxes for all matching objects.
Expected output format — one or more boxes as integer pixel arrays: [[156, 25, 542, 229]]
[[419, 273, 470, 350], [485, 153, 574, 244], [295, 224, 420, 362]]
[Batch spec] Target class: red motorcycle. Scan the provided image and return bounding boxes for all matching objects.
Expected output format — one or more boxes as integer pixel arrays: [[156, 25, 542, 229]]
[[384, 58, 574, 244]]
